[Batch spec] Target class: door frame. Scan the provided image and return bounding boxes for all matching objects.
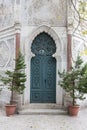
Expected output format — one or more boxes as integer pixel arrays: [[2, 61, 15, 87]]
[[23, 25, 67, 107]]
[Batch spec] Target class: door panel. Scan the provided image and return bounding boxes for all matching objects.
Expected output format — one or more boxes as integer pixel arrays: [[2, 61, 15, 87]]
[[30, 56, 56, 103], [31, 56, 41, 90], [43, 92, 56, 103], [44, 57, 56, 91]]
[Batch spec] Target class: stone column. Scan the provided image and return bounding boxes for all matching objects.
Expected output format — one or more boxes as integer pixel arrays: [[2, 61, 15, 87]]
[[23, 48, 35, 104], [67, 34, 72, 71], [14, 23, 21, 110], [52, 51, 63, 106], [67, 0, 73, 71], [14, 0, 21, 58], [15, 32, 20, 59], [64, 0, 74, 108], [14, 0, 21, 105]]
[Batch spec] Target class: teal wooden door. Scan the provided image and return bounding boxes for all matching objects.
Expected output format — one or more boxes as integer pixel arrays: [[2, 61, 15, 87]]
[[31, 56, 56, 103], [30, 32, 56, 103]]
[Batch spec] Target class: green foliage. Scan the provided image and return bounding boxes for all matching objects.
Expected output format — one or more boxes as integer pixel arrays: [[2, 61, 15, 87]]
[[79, 1, 87, 19], [58, 56, 87, 106], [78, 1, 87, 35], [13, 52, 26, 94], [0, 52, 26, 104]]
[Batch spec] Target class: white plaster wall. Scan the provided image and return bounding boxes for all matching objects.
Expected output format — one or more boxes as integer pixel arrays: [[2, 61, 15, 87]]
[[21, 25, 67, 106]]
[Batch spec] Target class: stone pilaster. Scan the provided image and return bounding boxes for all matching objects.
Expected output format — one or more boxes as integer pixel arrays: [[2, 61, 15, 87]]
[[67, 34, 72, 71], [14, 0, 24, 107], [15, 33, 20, 59], [67, 0, 73, 71], [64, 0, 74, 108]]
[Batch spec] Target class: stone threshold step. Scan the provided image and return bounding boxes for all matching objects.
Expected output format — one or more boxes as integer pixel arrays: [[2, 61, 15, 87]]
[[19, 109, 67, 115], [21, 103, 63, 109]]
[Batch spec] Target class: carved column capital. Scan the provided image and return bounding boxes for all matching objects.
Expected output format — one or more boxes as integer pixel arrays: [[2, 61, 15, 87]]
[[67, 0, 74, 34], [14, 23, 21, 33]]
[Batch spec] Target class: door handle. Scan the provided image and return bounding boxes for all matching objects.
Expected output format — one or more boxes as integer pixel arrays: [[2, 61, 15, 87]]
[[45, 79, 46, 84], [45, 79, 46, 88]]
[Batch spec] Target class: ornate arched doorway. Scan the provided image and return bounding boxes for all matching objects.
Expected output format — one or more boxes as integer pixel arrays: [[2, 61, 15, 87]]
[[30, 32, 56, 103]]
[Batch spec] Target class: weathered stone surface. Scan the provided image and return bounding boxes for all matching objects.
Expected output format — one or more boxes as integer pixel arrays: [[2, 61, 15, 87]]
[[21, 0, 67, 26], [72, 36, 87, 63], [0, 87, 11, 106], [0, 38, 15, 68], [0, 0, 14, 29]]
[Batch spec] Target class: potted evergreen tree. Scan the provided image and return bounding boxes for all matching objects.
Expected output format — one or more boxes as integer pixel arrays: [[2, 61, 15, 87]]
[[58, 56, 87, 116], [0, 52, 26, 116]]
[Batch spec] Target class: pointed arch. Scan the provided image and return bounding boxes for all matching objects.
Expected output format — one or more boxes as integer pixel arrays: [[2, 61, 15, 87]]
[[24, 25, 64, 105], [29, 25, 61, 54], [31, 32, 56, 56]]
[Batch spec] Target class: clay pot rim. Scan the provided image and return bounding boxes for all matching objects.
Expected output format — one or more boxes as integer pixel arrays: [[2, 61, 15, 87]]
[[5, 104, 17, 107], [68, 104, 80, 107]]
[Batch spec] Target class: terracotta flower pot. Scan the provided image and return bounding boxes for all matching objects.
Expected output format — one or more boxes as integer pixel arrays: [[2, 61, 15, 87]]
[[5, 104, 17, 116], [68, 105, 80, 116]]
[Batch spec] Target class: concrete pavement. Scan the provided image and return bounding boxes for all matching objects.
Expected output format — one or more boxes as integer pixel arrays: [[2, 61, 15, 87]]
[[0, 108, 87, 130]]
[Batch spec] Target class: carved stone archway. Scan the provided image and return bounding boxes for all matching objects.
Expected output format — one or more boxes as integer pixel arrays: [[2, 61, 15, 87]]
[[24, 25, 63, 106]]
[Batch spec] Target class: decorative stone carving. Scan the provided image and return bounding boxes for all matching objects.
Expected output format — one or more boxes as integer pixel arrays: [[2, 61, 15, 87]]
[[72, 37, 86, 60], [0, 38, 15, 68], [67, 0, 74, 33], [0, 41, 10, 67], [23, 25, 67, 105], [31, 32, 56, 56], [7, 38, 15, 68], [0, 0, 14, 29], [21, 0, 67, 26]]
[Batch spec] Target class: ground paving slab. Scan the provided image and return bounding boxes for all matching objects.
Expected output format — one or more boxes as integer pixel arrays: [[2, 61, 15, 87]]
[[0, 108, 87, 130]]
